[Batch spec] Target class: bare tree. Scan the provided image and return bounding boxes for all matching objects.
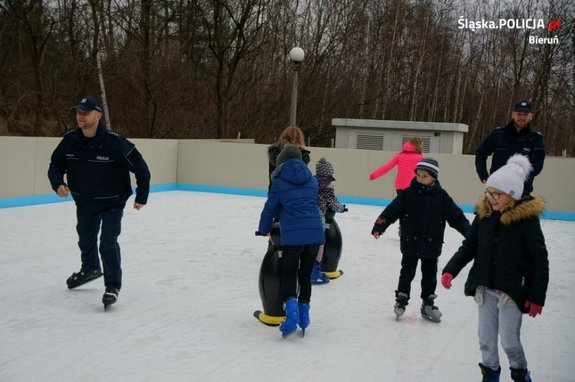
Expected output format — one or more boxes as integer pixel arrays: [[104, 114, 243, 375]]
[[0, 0, 573, 155], [1, 0, 56, 135], [195, 0, 271, 138]]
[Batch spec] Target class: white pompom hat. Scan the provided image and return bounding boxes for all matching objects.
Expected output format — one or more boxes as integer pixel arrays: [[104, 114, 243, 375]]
[[485, 154, 533, 200]]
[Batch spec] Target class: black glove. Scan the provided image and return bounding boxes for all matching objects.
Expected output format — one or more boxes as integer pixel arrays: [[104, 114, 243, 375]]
[[371, 224, 385, 236], [371, 216, 387, 235]]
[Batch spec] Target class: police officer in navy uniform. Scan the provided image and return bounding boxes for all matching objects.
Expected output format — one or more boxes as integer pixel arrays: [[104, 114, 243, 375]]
[[48, 96, 150, 307], [475, 101, 545, 197]]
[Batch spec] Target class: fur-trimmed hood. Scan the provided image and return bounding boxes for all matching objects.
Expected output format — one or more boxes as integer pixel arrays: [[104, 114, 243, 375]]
[[476, 195, 545, 225]]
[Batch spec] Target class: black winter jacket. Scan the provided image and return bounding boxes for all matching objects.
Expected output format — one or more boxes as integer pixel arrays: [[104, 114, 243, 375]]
[[475, 121, 545, 194], [48, 124, 150, 213], [442, 196, 549, 313], [372, 178, 470, 259]]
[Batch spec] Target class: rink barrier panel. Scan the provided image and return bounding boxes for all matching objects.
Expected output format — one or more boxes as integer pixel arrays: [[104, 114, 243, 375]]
[[1, 137, 573, 218], [2, 183, 572, 222]]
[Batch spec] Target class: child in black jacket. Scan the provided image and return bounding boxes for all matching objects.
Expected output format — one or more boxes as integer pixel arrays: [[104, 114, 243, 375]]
[[371, 158, 470, 322], [441, 155, 548, 382]]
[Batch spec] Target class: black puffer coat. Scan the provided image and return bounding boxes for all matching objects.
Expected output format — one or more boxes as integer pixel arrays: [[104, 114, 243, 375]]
[[442, 196, 549, 313], [372, 178, 470, 259]]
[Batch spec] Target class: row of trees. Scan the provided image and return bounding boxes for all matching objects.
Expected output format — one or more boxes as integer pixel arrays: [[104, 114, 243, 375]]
[[0, 0, 573, 155]]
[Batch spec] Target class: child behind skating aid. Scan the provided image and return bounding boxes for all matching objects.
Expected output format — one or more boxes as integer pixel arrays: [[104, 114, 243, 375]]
[[258, 144, 325, 338], [371, 158, 470, 322], [313, 158, 347, 284]]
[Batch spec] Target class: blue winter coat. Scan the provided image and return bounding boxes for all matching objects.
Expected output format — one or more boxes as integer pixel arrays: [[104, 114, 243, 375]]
[[258, 159, 325, 246]]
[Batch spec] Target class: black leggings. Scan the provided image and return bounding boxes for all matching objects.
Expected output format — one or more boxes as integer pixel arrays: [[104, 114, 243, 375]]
[[279, 244, 319, 303], [396, 255, 438, 300]]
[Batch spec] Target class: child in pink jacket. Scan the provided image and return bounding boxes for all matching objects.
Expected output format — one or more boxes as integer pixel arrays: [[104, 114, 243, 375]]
[[370, 137, 423, 194]]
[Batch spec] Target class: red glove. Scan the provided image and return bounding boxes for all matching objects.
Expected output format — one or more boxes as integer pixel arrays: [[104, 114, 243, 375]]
[[441, 273, 454, 289], [524, 300, 543, 317]]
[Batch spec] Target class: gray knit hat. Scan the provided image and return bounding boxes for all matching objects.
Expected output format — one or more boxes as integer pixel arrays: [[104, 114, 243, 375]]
[[276, 144, 302, 166], [415, 158, 439, 179]]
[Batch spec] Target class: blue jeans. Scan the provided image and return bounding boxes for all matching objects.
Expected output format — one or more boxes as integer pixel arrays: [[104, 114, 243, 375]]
[[76, 205, 123, 289], [478, 287, 527, 370]]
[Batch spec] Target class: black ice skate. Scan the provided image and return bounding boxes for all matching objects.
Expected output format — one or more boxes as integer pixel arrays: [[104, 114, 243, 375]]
[[394, 292, 409, 320], [66, 269, 102, 289], [420, 294, 442, 323], [102, 287, 120, 310]]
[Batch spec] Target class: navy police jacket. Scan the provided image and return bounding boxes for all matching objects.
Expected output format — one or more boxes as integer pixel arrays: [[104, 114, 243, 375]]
[[475, 121, 545, 194], [48, 123, 150, 213], [259, 159, 324, 246], [372, 178, 470, 259]]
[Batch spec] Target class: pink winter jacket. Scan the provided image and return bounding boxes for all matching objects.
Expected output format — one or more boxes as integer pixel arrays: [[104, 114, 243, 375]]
[[369, 141, 423, 190]]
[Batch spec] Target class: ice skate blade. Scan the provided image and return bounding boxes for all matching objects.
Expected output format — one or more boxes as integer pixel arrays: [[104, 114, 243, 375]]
[[421, 313, 441, 323], [102, 298, 117, 310], [394, 307, 405, 320], [67, 272, 103, 289], [311, 278, 330, 285], [281, 329, 297, 338]]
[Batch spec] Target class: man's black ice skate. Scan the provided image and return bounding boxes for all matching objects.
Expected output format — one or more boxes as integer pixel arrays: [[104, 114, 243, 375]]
[[102, 287, 120, 309], [420, 294, 442, 323], [66, 269, 102, 289], [394, 292, 409, 320]]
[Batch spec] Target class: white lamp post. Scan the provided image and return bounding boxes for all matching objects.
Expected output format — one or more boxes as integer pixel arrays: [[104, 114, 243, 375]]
[[289, 47, 305, 127]]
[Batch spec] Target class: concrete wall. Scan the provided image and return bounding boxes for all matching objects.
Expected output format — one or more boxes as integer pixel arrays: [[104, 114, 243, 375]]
[[176, 140, 575, 213], [1, 137, 574, 214], [0, 137, 178, 198]]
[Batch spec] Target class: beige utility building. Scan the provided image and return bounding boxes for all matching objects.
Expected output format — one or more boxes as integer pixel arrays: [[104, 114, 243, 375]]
[[332, 118, 469, 154]]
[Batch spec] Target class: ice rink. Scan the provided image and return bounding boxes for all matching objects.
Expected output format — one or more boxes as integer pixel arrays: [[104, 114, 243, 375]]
[[1, 191, 574, 381]]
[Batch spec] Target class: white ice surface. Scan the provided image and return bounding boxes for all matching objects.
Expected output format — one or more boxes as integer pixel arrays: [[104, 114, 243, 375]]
[[1, 191, 574, 381]]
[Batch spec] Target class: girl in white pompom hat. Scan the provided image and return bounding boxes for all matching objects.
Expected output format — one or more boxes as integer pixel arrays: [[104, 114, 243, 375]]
[[441, 154, 549, 382]]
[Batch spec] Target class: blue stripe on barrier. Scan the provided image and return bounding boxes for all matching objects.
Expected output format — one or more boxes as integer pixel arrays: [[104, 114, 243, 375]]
[[0, 194, 72, 208], [0, 184, 179, 209], [2, 183, 574, 221]]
